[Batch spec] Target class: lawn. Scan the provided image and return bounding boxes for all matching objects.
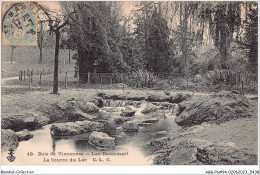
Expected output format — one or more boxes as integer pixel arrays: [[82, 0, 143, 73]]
[[1, 62, 75, 78]]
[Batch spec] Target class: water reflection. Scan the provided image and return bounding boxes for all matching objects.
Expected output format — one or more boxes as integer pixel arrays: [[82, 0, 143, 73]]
[[7, 105, 183, 165], [52, 138, 56, 152]]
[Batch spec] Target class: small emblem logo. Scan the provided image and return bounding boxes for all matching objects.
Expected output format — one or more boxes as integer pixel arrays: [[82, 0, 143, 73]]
[[7, 148, 16, 162]]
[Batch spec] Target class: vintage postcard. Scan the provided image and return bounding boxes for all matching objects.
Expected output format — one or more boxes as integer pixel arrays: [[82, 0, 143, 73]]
[[1, 0, 259, 174]]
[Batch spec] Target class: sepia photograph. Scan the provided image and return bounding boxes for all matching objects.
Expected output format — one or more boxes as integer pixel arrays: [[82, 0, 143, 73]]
[[1, 0, 259, 174]]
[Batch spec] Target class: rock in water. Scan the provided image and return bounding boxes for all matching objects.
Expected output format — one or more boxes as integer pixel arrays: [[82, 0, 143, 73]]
[[52, 98, 99, 122], [1, 111, 49, 131], [169, 93, 191, 104], [97, 92, 106, 98], [146, 94, 170, 102], [103, 94, 126, 100], [91, 97, 104, 108], [125, 96, 146, 101], [1, 116, 25, 131], [50, 121, 104, 136], [17, 113, 38, 130], [142, 119, 159, 124], [125, 105, 136, 111], [88, 131, 115, 150], [85, 102, 100, 113], [120, 109, 135, 117], [138, 119, 159, 127], [171, 104, 180, 116], [16, 129, 34, 141], [122, 121, 139, 132], [113, 117, 130, 124], [127, 101, 142, 108], [151, 137, 171, 149], [114, 117, 124, 124], [29, 111, 50, 127], [1, 129, 19, 151], [138, 123, 155, 127], [175, 91, 252, 126], [99, 92, 146, 101], [141, 103, 161, 114], [98, 110, 110, 118]]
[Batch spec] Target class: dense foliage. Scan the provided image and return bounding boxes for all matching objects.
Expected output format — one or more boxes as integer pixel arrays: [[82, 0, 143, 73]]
[[58, 1, 257, 83]]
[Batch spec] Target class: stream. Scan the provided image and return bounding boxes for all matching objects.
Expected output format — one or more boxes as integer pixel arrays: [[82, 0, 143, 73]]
[[3, 101, 183, 165]]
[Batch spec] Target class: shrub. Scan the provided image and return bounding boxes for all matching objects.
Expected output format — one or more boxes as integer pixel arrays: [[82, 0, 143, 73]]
[[153, 80, 171, 91], [124, 69, 161, 88]]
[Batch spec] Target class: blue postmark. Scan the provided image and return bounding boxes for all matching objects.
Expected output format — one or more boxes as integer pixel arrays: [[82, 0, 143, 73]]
[[2, 2, 37, 46]]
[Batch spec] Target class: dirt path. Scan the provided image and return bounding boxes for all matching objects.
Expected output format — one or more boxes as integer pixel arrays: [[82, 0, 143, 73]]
[[1, 77, 18, 85]]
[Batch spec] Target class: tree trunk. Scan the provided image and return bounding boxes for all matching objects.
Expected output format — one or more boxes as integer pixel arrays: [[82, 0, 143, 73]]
[[39, 48, 43, 64], [220, 28, 228, 69], [53, 31, 60, 94], [183, 3, 189, 83], [39, 21, 43, 64], [180, 2, 189, 76], [10, 46, 15, 63], [69, 49, 71, 64], [77, 42, 94, 83]]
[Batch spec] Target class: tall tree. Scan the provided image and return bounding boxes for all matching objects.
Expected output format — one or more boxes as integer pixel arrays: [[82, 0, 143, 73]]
[[60, 25, 77, 65], [37, 2, 80, 94], [146, 8, 171, 72], [133, 2, 172, 72], [163, 2, 199, 76], [37, 20, 55, 64], [120, 16, 140, 71], [64, 2, 129, 82], [10, 45, 16, 63], [177, 2, 198, 76], [243, 2, 258, 73], [199, 2, 242, 69], [133, 2, 154, 69], [38, 21, 44, 64]]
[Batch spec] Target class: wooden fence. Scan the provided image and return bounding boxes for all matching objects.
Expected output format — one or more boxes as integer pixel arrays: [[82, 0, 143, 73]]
[[204, 69, 257, 86], [78, 72, 169, 85], [17, 67, 73, 88], [14, 68, 257, 93]]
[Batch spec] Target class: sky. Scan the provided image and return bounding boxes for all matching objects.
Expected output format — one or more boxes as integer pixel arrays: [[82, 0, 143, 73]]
[[38, 1, 136, 16]]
